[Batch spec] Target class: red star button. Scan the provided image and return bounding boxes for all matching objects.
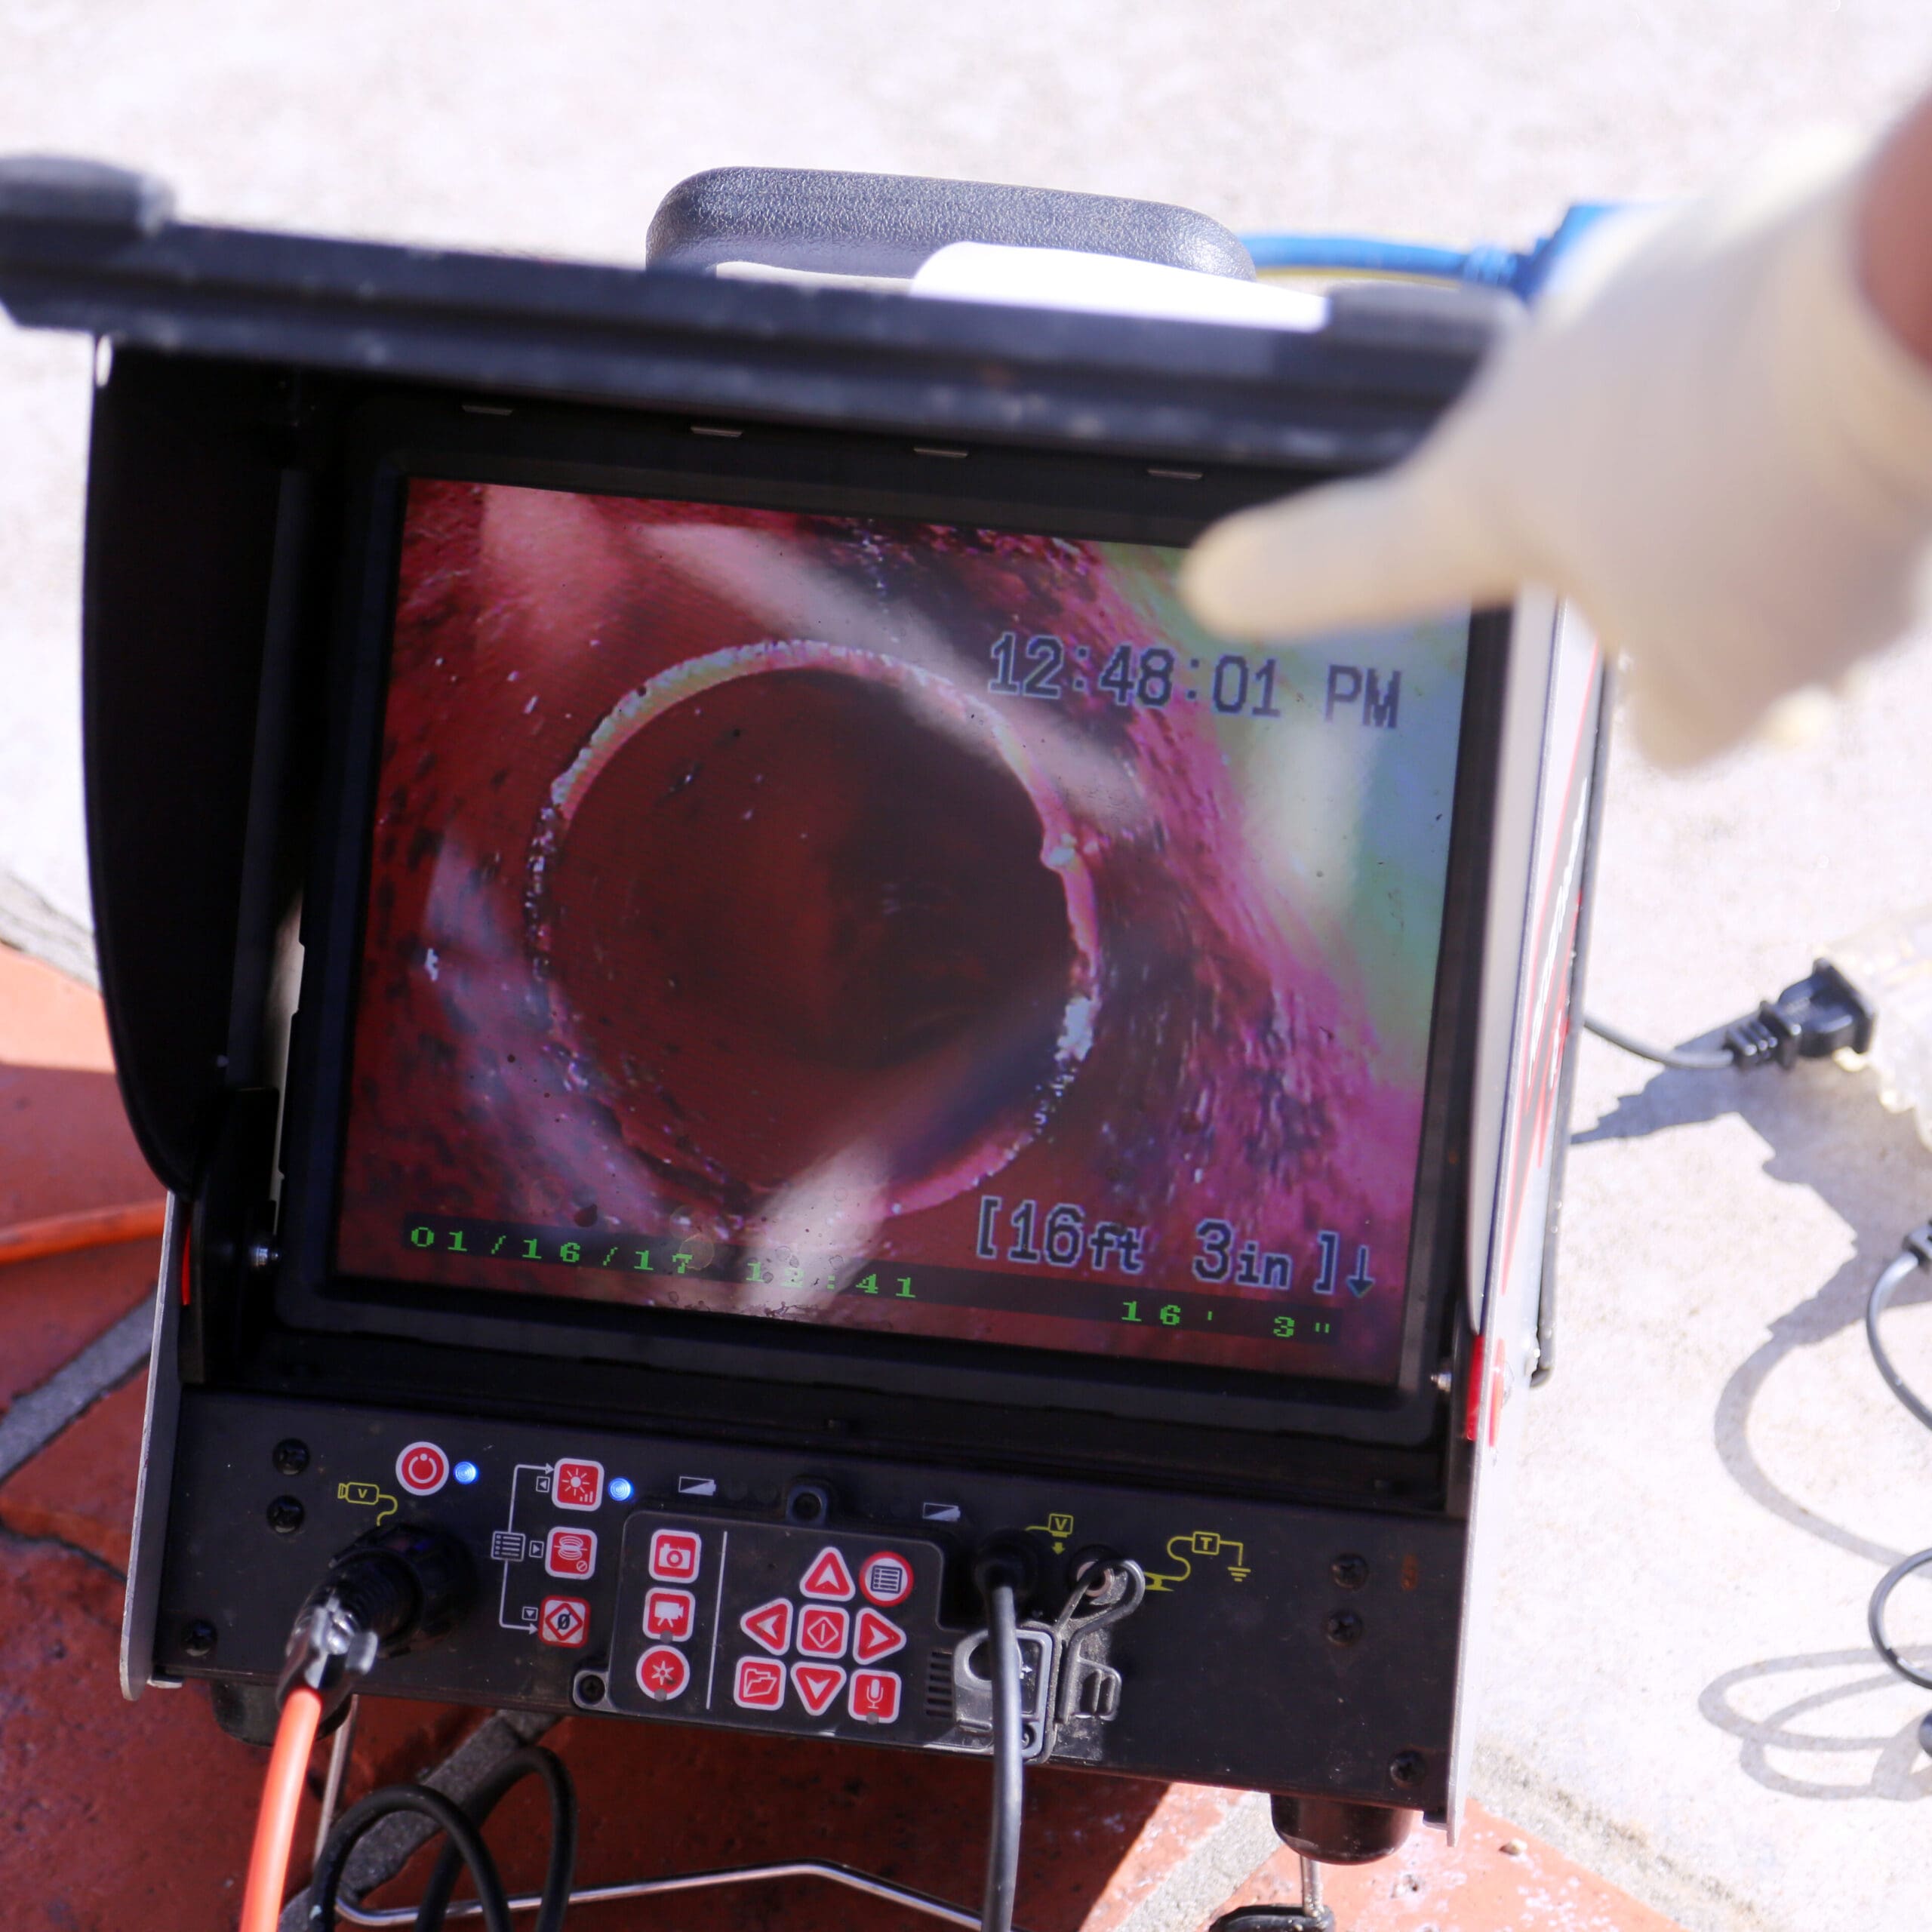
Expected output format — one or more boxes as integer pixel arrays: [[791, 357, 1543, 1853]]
[[853, 1606, 906, 1664], [636, 1644, 691, 1702], [799, 1546, 855, 1600], [740, 1598, 793, 1656], [791, 1661, 846, 1717]]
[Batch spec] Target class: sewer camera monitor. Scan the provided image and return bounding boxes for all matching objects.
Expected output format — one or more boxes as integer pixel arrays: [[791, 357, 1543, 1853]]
[[0, 155, 1607, 1924]]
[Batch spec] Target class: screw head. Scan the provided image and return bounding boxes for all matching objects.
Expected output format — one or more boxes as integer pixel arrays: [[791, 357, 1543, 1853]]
[[1390, 1749, 1427, 1788], [272, 1438, 309, 1475], [266, 1494, 306, 1535], [1324, 1610, 1364, 1646], [182, 1619, 217, 1657], [1331, 1553, 1370, 1591], [576, 1673, 608, 1706]]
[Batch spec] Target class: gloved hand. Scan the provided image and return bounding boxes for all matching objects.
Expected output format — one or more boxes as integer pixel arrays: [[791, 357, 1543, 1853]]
[[1181, 133, 1932, 767]]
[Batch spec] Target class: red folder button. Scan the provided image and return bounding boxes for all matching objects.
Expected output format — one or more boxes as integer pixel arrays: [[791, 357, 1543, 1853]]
[[734, 1655, 786, 1710]]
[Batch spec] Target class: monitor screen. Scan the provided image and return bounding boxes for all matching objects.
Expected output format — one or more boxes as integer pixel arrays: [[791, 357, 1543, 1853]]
[[333, 478, 1469, 1386]]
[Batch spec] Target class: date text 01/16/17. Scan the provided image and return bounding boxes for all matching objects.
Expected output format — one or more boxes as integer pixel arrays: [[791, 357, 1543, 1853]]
[[988, 633, 1284, 718]]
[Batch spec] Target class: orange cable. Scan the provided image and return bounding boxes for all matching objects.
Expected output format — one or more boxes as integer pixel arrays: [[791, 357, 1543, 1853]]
[[240, 1686, 323, 1932], [0, 1199, 167, 1268]]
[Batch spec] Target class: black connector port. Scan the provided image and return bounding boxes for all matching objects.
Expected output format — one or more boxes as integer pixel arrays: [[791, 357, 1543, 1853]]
[[278, 1522, 475, 1724], [1722, 959, 1877, 1071]]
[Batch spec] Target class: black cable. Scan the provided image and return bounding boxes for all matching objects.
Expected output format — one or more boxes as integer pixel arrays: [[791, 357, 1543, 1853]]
[[1582, 1014, 1735, 1071], [1863, 1230, 1932, 1703], [414, 1746, 577, 1932], [308, 1785, 515, 1932], [980, 1579, 1023, 1932], [1866, 1242, 1932, 1433], [1869, 1548, 1932, 1691]]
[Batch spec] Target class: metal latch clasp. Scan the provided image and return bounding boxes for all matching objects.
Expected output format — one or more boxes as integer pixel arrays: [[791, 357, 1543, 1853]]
[[947, 1558, 1146, 1764]]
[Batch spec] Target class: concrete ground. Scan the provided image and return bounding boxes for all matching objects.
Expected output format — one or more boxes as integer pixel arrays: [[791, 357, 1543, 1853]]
[[4, 5, 1932, 1928]]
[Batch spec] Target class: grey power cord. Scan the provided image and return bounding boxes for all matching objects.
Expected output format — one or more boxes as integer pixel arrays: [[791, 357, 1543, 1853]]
[[980, 1574, 1026, 1932], [1581, 1014, 1735, 1071]]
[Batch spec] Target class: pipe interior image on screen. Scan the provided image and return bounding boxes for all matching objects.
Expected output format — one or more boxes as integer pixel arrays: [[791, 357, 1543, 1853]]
[[334, 480, 1470, 1384]]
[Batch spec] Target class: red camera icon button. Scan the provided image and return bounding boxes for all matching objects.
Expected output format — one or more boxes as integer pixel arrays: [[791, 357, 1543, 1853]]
[[643, 1587, 696, 1643], [636, 1644, 691, 1702], [648, 1527, 703, 1584], [848, 1669, 902, 1724], [395, 1441, 450, 1497]]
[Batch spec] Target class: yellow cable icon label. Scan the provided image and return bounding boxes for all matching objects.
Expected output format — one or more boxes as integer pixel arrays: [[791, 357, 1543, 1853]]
[[1143, 1529, 1251, 1592], [1025, 1512, 1076, 1552], [337, 1480, 398, 1526]]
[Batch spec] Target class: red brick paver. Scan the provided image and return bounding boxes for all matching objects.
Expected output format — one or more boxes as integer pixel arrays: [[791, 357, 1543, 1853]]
[[0, 1369, 148, 1570], [0, 945, 162, 1414]]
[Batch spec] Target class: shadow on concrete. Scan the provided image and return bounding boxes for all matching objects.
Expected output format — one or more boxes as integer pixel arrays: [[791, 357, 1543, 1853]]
[[1574, 1043, 1932, 1799], [1698, 1649, 1932, 1803]]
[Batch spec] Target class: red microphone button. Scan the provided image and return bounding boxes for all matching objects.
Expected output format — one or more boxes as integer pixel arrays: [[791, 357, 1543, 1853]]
[[848, 1669, 902, 1724], [395, 1441, 450, 1497]]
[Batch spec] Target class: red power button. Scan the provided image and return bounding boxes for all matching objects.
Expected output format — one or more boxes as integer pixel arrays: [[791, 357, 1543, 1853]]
[[395, 1441, 450, 1496]]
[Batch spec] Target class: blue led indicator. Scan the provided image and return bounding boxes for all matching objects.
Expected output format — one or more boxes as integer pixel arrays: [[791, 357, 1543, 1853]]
[[608, 1477, 635, 1503], [453, 1460, 479, 1486]]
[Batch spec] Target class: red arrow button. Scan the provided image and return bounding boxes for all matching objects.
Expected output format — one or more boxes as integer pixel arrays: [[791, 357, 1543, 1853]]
[[740, 1598, 793, 1657], [853, 1606, 906, 1664], [791, 1661, 846, 1717], [800, 1546, 855, 1600]]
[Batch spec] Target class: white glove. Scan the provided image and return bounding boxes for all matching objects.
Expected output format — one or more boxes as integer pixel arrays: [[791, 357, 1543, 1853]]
[[1181, 134, 1932, 767]]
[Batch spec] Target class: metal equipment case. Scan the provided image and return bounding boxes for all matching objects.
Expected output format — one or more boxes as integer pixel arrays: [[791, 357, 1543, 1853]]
[[0, 155, 1607, 1852]]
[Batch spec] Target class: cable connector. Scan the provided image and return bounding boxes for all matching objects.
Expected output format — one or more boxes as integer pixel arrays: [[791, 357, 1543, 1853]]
[[1721, 959, 1876, 1070], [276, 1523, 473, 1724], [1588, 958, 1877, 1075]]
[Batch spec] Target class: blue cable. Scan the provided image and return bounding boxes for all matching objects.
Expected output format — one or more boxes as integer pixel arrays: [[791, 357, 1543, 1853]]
[[1241, 202, 1626, 303]]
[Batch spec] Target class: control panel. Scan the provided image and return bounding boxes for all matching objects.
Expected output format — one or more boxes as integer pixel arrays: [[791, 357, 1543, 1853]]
[[593, 1512, 949, 1740], [155, 1389, 1466, 1809]]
